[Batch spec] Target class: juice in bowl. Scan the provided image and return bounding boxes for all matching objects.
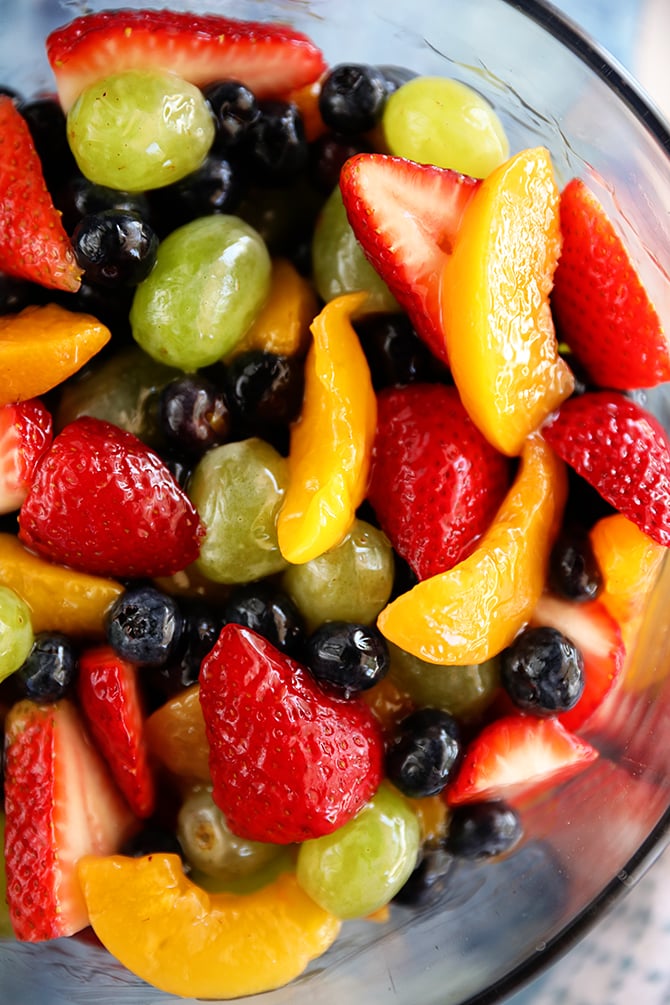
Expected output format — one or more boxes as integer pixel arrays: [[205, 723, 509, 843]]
[[1, 1, 670, 1003]]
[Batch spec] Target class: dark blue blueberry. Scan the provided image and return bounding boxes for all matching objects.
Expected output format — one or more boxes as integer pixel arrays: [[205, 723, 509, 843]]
[[393, 848, 454, 906], [159, 374, 231, 458], [15, 632, 78, 703], [72, 210, 159, 287], [223, 583, 304, 658], [375, 64, 418, 94], [500, 626, 584, 715], [155, 153, 244, 229], [445, 801, 523, 860], [151, 599, 224, 697], [385, 708, 462, 798], [549, 525, 603, 602], [304, 621, 390, 696], [105, 585, 183, 667], [224, 351, 304, 448], [318, 63, 388, 134], [246, 100, 308, 184], [58, 175, 152, 234], [19, 96, 77, 190], [309, 132, 372, 193], [204, 80, 260, 151], [355, 313, 448, 390]]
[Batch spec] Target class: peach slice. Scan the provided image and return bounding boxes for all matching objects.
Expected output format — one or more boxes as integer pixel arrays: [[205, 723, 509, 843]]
[[78, 853, 341, 999], [377, 433, 567, 664], [441, 146, 574, 456], [145, 684, 210, 783], [0, 303, 110, 407]]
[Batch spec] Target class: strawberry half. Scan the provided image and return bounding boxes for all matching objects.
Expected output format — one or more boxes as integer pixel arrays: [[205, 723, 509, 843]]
[[367, 383, 511, 580], [47, 9, 327, 112], [3, 699, 136, 941], [542, 391, 670, 548], [0, 398, 53, 515], [18, 416, 204, 578], [446, 714, 598, 806], [552, 177, 670, 390], [78, 646, 156, 819], [340, 153, 480, 363], [531, 594, 625, 733], [199, 624, 384, 844], [0, 96, 81, 292]]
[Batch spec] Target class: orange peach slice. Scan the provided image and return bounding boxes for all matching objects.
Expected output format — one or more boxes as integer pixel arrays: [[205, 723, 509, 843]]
[[0, 303, 110, 407], [145, 684, 210, 782], [441, 147, 574, 456], [377, 433, 567, 664], [78, 854, 341, 999]]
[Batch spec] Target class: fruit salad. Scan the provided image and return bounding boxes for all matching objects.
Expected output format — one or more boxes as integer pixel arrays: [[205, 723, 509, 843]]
[[1, 6, 670, 1001]]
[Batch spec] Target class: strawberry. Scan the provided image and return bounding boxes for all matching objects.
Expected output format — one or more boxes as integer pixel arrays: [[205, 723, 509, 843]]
[[531, 594, 625, 733], [367, 383, 511, 580], [542, 391, 670, 547], [18, 416, 204, 578], [78, 645, 156, 819], [552, 177, 670, 390], [199, 624, 384, 844], [3, 698, 136, 941], [340, 154, 480, 363], [47, 9, 327, 112], [446, 714, 598, 806], [0, 398, 53, 515], [0, 96, 81, 292]]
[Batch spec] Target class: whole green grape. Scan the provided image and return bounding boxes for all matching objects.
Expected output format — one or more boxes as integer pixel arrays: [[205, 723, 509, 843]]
[[296, 783, 420, 918], [382, 76, 509, 177], [67, 68, 215, 192], [0, 585, 33, 682], [312, 186, 399, 313], [281, 518, 394, 632], [189, 438, 289, 584], [389, 644, 500, 722], [130, 215, 272, 370]]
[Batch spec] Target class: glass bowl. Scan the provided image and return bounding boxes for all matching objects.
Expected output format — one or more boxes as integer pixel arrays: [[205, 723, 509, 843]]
[[1, 1, 670, 1003]]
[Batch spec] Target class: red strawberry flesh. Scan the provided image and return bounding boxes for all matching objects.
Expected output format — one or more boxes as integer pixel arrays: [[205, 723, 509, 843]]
[[0, 398, 53, 515]]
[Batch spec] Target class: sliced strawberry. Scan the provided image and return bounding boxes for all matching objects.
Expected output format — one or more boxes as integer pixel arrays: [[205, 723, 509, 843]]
[[446, 714, 598, 806], [552, 177, 670, 390], [367, 383, 511, 580], [47, 10, 327, 112], [18, 416, 204, 578], [340, 153, 480, 363], [0, 398, 53, 515], [78, 646, 156, 819], [531, 594, 625, 732], [542, 391, 670, 547], [0, 96, 81, 291], [3, 699, 136, 941]]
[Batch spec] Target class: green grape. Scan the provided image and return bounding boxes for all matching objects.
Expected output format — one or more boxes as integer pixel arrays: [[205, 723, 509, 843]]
[[177, 788, 282, 882], [130, 215, 272, 370], [189, 438, 289, 584], [190, 847, 296, 896], [389, 643, 501, 722], [296, 782, 420, 918], [0, 585, 33, 682], [382, 76, 509, 177], [67, 68, 215, 192], [55, 345, 180, 448], [281, 518, 394, 632], [312, 186, 399, 313]]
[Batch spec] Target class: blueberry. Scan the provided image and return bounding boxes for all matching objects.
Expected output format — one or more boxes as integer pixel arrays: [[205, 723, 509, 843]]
[[224, 350, 304, 447], [159, 374, 231, 458], [548, 525, 603, 602], [500, 626, 584, 716], [151, 599, 224, 697], [121, 824, 189, 869], [204, 80, 260, 151], [385, 708, 462, 798], [15, 632, 78, 703], [318, 63, 388, 134], [393, 848, 454, 906], [106, 586, 183, 667], [304, 621, 390, 696], [309, 132, 372, 194], [154, 153, 244, 229], [222, 583, 304, 658], [72, 209, 159, 287], [375, 64, 418, 94], [355, 313, 448, 390], [19, 96, 77, 190], [59, 175, 152, 233], [246, 100, 308, 184], [445, 801, 523, 861]]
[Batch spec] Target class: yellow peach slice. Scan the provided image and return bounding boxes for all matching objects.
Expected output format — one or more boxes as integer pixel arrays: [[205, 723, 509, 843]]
[[78, 854, 341, 999], [377, 433, 567, 664], [441, 147, 574, 456], [144, 684, 210, 782], [0, 533, 122, 636], [0, 303, 111, 407]]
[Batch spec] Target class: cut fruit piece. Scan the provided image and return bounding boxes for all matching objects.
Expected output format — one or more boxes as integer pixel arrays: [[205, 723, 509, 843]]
[[145, 684, 210, 783], [0, 533, 122, 637], [446, 714, 598, 806], [377, 433, 567, 665], [441, 146, 574, 456], [0, 399, 53, 515], [47, 9, 327, 111], [277, 292, 377, 564], [3, 699, 136, 941], [0, 304, 110, 408], [552, 177, 670, 390], [78, 853, 341, 999], [340, 153, 480, 363]]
